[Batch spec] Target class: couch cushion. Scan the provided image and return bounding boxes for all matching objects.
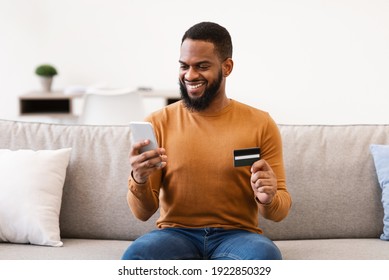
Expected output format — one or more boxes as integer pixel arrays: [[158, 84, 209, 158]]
[[2, 238, 389, 260], [0, 239, 129, 260], [275, 238, 389, 260], [260, 124, 389, 240], [0, 119, 157, 241]]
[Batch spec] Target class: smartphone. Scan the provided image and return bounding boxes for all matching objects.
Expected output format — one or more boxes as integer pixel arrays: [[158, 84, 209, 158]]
[[129, 121, 159, 154]]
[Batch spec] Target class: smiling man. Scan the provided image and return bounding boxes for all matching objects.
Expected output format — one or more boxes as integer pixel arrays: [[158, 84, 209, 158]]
[[122, 22, 291, 260]]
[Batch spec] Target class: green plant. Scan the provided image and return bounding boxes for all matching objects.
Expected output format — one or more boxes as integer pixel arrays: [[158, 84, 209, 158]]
[[35, 64, 58, 77]]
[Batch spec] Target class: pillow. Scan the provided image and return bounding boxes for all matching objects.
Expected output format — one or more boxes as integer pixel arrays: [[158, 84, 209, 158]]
[[0, 148, 71, 246], [370, 144, 389, 241]]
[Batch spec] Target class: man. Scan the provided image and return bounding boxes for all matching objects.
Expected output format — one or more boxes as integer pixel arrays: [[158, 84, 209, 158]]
[[122, 22, 291, 260]]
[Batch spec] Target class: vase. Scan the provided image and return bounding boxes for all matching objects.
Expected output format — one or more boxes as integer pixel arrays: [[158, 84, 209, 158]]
[[40, 77, 53, 92]]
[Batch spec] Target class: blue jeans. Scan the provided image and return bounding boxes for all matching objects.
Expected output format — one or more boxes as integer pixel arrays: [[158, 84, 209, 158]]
[[121, 228, 282, 260]]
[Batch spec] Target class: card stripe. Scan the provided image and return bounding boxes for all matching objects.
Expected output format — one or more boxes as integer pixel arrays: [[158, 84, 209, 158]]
[[234, 154, 260, 160]]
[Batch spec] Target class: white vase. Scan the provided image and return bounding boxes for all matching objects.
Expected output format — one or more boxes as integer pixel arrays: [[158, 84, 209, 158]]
[[40, 77, 53, 92]]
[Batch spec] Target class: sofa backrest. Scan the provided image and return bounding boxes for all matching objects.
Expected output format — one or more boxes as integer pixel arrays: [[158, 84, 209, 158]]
[[1, 120, 388, 241], [260, 124, 389, 240]]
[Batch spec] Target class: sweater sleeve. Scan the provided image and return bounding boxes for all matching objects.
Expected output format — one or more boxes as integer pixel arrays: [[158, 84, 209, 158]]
[[258, 115, 292, 221], [258, 190, 291, 222], [127, 115, 163, 222], [127, 171, 161, 221]]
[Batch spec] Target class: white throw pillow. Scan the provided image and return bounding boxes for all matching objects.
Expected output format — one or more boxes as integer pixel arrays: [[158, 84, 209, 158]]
[[0, 148, 71, 246]]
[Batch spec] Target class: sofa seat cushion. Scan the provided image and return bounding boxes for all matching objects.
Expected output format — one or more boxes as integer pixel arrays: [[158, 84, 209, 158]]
[[2, 238, 389, 260], [275, 238, 389, 259], [0, 239, 130, 260]]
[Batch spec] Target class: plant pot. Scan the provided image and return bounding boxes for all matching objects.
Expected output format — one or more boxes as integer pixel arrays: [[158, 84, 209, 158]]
[[40, 77, 53, 92]]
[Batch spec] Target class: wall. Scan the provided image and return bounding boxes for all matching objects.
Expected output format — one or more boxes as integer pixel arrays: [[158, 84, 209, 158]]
[[0, 0, 388, 124]]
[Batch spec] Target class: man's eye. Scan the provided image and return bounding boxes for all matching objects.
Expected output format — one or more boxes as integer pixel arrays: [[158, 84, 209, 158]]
[[198, 65, 209, 70], [180, 64, 189, 70]]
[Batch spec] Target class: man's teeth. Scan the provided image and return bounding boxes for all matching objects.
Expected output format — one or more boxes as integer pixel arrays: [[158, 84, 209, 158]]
[[187, 83, 203, 89]]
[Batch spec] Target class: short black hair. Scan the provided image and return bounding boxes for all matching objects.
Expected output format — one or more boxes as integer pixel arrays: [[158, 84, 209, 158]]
[[181, 22, 233, 61]]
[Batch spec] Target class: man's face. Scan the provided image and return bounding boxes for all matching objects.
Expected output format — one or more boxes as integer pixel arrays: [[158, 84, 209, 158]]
[[179, 39, 224, 112]]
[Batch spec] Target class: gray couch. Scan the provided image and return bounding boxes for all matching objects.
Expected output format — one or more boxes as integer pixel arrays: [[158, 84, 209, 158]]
[[1, 119, 389, 259]]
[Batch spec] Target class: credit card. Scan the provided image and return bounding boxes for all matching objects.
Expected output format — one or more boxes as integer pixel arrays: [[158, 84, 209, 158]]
[[233, 147, 261, 167]]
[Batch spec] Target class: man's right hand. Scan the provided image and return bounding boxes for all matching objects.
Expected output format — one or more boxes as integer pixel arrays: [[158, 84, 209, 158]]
[[129, 139, 167, 184]]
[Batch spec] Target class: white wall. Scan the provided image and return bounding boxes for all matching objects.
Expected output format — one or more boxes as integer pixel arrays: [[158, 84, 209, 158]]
[[1, 0, 388, 124]]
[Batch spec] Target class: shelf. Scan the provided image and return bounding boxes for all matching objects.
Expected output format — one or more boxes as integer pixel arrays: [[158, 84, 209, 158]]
[[20, 98, 71, 114], [18, 91, 82, 122]]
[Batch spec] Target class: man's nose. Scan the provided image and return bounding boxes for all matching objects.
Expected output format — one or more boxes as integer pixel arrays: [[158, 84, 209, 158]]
[[185, 67, 199, 81]]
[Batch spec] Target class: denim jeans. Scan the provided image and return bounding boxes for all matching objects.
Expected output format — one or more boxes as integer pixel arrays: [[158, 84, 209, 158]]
[[121, 228, 282, 260]]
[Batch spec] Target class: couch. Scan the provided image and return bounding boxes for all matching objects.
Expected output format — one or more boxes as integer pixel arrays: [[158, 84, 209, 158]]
[[1, 119, 389, 260]]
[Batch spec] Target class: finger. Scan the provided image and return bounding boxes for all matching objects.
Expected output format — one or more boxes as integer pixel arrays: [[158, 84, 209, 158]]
[[256, 179, 263, 189], [255, 184, 269, 195], [130, 140, 151, 156], [157, 147, 166, 156], [251, 159, 271, 173], [143, 159, 156, 169], [257, 184, 274, 195], [257, 179, 273, 189], [143, 154, 168, 169], [255, 178, 268, 188], [260, 171, 272, 179], [253, 171, 271, 181], [137, 147, 161, 161]]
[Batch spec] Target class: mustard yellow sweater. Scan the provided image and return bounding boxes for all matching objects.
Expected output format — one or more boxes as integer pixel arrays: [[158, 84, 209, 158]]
[[128, 100, 291, 234]]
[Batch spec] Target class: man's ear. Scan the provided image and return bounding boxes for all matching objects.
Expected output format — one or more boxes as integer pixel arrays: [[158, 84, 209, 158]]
[[222, 58, 234, 77]]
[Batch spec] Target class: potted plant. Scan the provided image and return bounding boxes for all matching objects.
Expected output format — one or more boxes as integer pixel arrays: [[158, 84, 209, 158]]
[[35, 64, 58, 92]]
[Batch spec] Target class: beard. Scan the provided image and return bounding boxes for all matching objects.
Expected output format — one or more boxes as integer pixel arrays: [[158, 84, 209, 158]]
[[179, 70, 223, 112]]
